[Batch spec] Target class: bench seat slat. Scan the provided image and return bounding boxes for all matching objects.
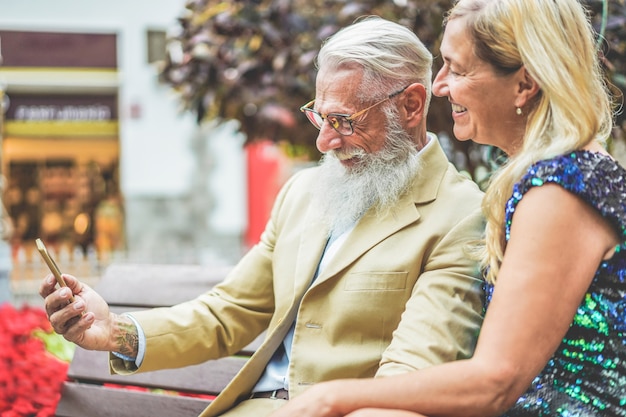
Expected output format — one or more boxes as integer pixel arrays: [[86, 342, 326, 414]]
[[67, 347, 247, 394], [56, 383, 211, 417], [96, 264, 232, 308]]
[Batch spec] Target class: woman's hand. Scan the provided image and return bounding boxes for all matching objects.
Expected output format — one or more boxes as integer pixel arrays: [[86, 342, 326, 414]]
[[270, 381, 346, 417], [270, 380, 429, 417]]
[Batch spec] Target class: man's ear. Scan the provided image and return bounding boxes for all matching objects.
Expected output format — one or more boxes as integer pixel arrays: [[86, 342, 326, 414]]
[[515, 66, 540, 108], [403, 83, 427, 127]]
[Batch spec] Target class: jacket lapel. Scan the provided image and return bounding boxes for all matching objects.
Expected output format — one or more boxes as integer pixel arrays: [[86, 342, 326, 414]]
[[292, 200, 332, 298], [312, 134, 448, 285], [313, 195, 419, 285]]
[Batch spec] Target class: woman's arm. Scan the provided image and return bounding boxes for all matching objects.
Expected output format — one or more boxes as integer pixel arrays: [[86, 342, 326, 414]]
[[270, 184, 619, 417]]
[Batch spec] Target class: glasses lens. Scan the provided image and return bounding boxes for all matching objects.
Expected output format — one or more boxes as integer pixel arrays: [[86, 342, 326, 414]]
[[304, 110, 324, 129], [302, 108, 353, 135], [327, 115, 341, 130], [328, 115, 353, 135], [304, 109, 323, 129]]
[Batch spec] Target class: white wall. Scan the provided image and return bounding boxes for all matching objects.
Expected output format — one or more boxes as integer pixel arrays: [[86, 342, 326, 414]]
[[0, 0, 194, 196], [0, 0, 248, 241]]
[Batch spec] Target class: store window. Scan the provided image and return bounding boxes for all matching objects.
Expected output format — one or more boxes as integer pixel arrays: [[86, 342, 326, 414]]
[[5, 159, 122, 263]]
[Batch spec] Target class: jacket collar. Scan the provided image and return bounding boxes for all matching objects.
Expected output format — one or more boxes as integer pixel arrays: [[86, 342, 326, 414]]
[[309, 133, 450, 286]]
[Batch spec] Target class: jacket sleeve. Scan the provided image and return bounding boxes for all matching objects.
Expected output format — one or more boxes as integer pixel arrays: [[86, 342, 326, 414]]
[[376, 207, 485, 376], [111, 171, 306, 374]]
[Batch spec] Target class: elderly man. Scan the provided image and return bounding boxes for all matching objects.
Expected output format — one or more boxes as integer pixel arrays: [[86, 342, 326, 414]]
[[40, 16, 485, 417]]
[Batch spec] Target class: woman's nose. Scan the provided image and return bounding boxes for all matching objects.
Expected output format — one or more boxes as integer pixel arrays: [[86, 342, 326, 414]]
[[432, 68, 449, 98]]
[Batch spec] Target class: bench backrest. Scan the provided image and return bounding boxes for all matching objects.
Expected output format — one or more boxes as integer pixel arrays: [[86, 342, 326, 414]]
[[55, 263, 255, 417]]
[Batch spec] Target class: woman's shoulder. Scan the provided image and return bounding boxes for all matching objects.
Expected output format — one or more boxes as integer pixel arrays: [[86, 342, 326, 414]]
[[531, 149, 619, 172], [521, 150, 624, 193], [510, 150, 626, 231]]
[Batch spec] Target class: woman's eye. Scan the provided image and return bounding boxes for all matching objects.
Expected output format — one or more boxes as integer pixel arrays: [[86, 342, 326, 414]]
[[443, 61, 462, 77], [448, 66, 461, 76], [441, 62, 459, 77]]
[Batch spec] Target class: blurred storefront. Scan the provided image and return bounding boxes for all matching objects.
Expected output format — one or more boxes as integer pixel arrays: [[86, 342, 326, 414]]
[[0, 30, 124, 267]]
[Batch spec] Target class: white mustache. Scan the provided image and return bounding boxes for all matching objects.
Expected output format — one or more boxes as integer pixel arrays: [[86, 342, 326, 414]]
[[326, 148, 367, 161]]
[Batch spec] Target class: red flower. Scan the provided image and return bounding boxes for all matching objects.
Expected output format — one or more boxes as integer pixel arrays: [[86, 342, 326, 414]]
[[0, 303, 69, 417], [1, 302, 223, 415]]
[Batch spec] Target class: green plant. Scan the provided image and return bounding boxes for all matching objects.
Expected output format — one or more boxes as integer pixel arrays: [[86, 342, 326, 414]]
[[158, 0, 626, 179]]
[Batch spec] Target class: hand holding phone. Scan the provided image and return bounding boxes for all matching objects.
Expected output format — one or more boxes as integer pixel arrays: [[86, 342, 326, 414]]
[[36, 238, 76, 303]]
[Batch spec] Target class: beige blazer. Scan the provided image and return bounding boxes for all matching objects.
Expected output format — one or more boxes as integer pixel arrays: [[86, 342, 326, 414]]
[[123, 136, 485, 417]]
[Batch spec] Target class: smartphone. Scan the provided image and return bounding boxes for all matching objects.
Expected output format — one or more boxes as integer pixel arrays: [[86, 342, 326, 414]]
[[36, 238, 76, 303]]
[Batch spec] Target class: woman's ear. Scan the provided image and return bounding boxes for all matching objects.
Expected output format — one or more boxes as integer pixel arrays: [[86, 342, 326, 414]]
[[515, 66, 540, 108], [403, 83, 427, 127]]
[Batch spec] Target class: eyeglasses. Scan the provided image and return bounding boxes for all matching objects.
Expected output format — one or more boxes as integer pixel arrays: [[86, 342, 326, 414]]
[[299, 85, 409, 136]]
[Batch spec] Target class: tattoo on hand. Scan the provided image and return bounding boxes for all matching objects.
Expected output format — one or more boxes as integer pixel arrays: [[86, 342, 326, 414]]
[[114, 315, 139, 358]]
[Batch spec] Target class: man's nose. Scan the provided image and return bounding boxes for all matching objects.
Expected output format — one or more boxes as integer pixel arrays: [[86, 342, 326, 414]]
[[315, 124, 343, 153]]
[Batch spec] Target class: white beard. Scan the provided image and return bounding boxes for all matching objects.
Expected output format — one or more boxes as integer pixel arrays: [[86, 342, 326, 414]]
[[311, 114, 423, 235]]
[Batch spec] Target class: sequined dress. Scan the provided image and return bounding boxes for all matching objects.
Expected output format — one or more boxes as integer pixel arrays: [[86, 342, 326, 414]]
[[484, 151, 626, 417]]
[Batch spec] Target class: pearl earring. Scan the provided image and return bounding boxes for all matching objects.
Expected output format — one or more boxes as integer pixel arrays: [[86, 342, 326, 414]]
[[516, 107, 523, 116]]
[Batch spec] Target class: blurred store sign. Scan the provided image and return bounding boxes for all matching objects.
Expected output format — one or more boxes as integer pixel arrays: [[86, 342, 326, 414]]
[[3, 93, 118, 137]]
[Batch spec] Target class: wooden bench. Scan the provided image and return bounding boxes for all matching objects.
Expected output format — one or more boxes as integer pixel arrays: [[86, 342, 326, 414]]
[[55, 263, 261, 417]]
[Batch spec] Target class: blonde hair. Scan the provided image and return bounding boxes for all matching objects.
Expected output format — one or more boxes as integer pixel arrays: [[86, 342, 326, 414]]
[[446, 0, 615, 283]]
